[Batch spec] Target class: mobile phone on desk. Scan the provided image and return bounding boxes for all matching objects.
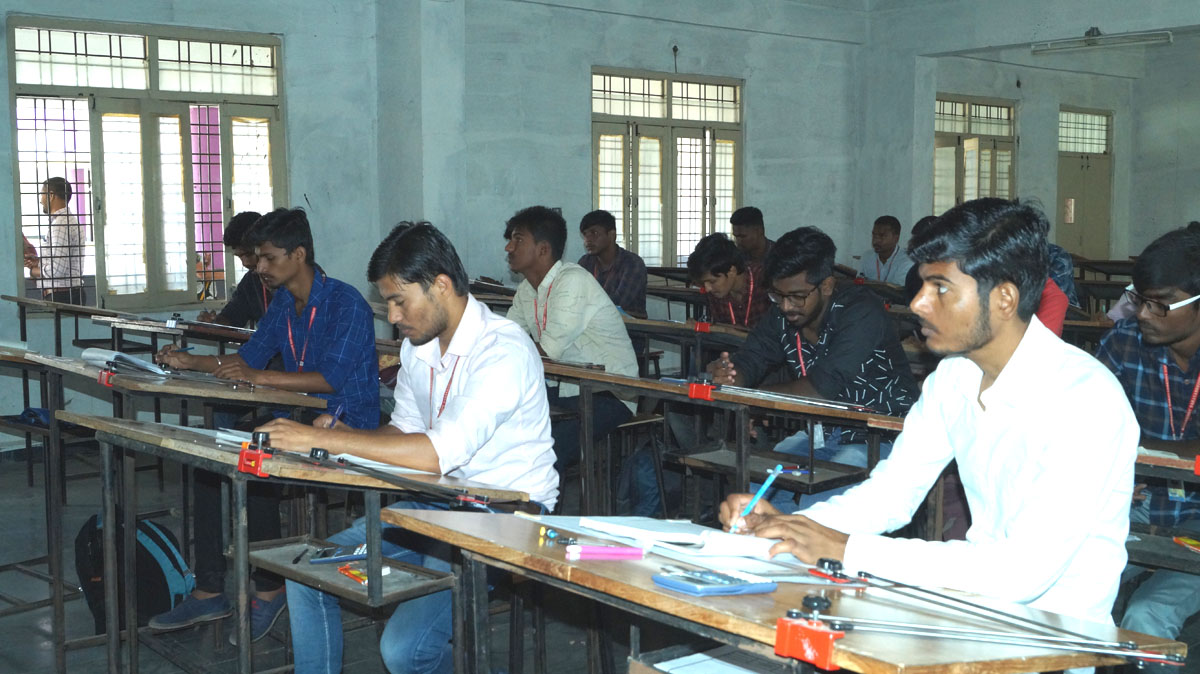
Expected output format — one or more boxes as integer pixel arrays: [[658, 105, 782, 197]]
[[309, 543, 368, 564], [652, 569, 777, 596]]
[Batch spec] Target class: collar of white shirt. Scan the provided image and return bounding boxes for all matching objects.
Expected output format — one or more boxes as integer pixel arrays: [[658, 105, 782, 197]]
[[966, 315, 1052, 411], [410, 294, 487, 370]]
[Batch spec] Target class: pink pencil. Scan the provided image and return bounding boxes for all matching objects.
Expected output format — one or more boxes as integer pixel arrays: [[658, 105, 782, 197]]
[[565, 544, 645, 560]]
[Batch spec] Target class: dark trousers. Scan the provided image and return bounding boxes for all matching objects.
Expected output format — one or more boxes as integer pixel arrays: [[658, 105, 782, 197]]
[[46, 287, 84, 304], [548, 388, 633, 472], [192, 468, 284, 593]]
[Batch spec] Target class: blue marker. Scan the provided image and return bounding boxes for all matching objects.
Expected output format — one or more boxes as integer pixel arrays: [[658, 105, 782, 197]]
[[729, 464, 783, 534], [173, 346, 195, 352]]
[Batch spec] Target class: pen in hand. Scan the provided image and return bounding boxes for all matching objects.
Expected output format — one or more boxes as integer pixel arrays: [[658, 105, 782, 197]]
[[326, 404, 345, 429], [729, 464, 783, 534]]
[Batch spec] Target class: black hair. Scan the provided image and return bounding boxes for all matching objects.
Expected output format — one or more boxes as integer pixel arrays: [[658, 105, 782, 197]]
[[873, 215, 901, 236], [579, 209, 616, 233], [908, 198, 1048, 321], [763, 227, 836, 285], [43, 177, 72, 201], [245, 207, 316, 266], [223, 211, 262, 248], [504, 206, 566, 262], [1187, 221, 1200, 235], [910, 215, 938, 240], [1133, 227, 1200, 296], [686, 233, 746, 282], [367, 221, 469, 295], [729, 206, 764, 229]]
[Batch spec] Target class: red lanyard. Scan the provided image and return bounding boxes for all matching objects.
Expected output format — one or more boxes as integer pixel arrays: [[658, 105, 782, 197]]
[[286, 306, 317, 372], [795, 333, 808, 377], [429, 357, 461, 427], [260, 278, 269, 314], [1161, 363, 1200, 440], [727, 274, 754, 326], [533, 281, 555, 338]]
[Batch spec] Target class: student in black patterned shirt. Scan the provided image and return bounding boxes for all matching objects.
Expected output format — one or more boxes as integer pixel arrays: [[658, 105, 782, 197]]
[[577, 209, 648, 318], [708, 226, 918, 509]]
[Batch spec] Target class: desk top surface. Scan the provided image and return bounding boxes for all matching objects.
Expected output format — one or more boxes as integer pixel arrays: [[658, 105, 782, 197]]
[[24, 352, 326, 408], [61, 413, 528, 500], [1, 294, 134, 318], [383, 509, 1185, 674], [541, 361, 902, 430]]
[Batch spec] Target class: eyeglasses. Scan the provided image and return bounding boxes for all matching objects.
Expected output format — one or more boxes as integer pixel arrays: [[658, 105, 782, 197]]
[[767, 289, 816, 307], [1124, 285, 1200, 318]]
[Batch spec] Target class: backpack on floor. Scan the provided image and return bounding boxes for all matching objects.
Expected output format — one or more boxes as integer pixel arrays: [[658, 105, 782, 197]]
[[73, 513, 195, 634]]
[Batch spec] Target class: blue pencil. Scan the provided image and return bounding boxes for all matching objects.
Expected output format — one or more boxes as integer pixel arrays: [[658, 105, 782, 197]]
[[729, 464, 783, 534], [326, 404, 345, 428]]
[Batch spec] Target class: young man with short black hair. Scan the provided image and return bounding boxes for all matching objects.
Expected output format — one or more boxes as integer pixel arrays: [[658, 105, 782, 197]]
[[858, 215, 911, 285], [260, 221, 559, 674], [577, 209, 648, 318], [504, 206, 638, 472], [686, 232, 770, 329], [729, 206, 774, 266], [708, 226, 917, 507], [721, 199, 1138, 625], [197, 211, 272, 327], [1096, 227, 1200, 659], [151, 207, 380, 643]]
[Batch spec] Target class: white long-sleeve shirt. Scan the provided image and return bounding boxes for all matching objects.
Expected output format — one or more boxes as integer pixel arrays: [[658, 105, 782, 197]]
[[391, 295, 560, 508], [508, 260, 639, 410], [801, 317, 1138, 623]]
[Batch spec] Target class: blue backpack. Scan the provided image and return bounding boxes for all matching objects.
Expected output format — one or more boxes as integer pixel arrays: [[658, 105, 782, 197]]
[[73, 513, 195, 633]]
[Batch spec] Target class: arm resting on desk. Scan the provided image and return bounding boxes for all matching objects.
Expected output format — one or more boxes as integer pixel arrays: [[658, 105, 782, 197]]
[[256, 418, 441, 473], [156, 347, 334, 393]]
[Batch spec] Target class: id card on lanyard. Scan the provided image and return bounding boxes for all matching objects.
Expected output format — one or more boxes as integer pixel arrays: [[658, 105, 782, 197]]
[[287, 306, 318, 372]]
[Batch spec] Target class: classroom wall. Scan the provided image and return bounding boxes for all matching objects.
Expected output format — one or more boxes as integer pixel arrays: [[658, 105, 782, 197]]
[[1129, 33, 1200, 253], [376, 0, 869, 279], [856, 0, 1200, 259]]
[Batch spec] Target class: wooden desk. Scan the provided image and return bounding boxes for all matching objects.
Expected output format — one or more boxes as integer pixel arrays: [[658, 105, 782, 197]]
[[385, 510, 1185, 674], [1076, 258, 1135, 280], [62, 413, 528, 674], [541, 361, 900, 514], [857, 279, 908, 306], [2, 294, 148, 356], [645, 285, 707, 321], [621, 316, 748, 377], [646, 266, 691, 285], [470, 279, 515, 297], [1076, 279, 1128, 314]]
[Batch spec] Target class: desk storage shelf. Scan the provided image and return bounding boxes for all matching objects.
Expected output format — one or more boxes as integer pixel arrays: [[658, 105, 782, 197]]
[[248, 535, 455, 608]]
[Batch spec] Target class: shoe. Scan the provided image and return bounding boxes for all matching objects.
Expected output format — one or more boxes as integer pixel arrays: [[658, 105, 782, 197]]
[[148, 594, 233, 631], [228, 592, 288, 645]]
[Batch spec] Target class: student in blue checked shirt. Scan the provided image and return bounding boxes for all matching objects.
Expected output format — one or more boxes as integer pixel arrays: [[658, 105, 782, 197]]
[[1095, 226, 1200, 662], [151, 207, 380, 644]]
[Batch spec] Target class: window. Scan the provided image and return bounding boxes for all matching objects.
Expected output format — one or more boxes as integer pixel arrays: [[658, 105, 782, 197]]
[[10, 18, 285, 309], [933, 97, 1015, 216], [592, 70, 742, 266], [1058, 109, 1110, 154]]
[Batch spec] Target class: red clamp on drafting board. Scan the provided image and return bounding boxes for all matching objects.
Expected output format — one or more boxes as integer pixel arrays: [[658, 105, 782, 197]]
[[97, 370, 115, 387], [237, 441, 272, 478], [687, 382, 715, 401], [693, 321, 711, 333], [775, 615, 843, 670], [1194, 455, 1199, 477]]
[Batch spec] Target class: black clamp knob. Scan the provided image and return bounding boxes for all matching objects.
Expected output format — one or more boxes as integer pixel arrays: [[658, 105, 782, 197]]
[[817, 558, 843, 575], [802, 594, 832, 612], [786, 608, 803, 619], [251, 431, 270, 452], [310, 447, 329, 462]]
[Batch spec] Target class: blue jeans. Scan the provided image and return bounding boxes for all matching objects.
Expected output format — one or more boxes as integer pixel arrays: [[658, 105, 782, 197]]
[[287, 501, 454, 674], [1120, 500, 1200, 668], [759, 427, 891, 513]]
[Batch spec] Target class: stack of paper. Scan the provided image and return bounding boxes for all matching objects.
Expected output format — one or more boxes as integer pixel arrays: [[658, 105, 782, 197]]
[[81, 348, 168, 376]]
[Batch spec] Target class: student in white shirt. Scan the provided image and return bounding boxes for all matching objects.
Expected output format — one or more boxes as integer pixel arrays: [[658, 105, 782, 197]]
[[721, 198, 1138, 624], [260, 222, 559, 674], [504, 206, 639, 473], [857, 214, 912, 285]]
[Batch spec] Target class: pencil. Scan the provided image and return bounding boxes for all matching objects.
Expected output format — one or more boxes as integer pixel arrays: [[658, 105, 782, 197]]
[[729, 464, 782, 534]]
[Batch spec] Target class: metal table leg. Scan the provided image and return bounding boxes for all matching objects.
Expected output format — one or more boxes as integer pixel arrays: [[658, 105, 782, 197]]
[[233, 478, 251, 672], [100, 441, 119, 674]]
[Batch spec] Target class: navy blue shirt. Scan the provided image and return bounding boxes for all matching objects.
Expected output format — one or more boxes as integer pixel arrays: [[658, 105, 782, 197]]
[[1097, 318, 1200, 526], [237, 269, 380, 429]]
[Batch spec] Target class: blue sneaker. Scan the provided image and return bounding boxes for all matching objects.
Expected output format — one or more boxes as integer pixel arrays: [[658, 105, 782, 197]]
[[148, 594, 233, 631], [228, 593, 287, 645]]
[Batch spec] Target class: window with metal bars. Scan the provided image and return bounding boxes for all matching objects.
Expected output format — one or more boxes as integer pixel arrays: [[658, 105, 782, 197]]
[[1058, 110, 1110, 154], [592, 69, 742, 267], [9, 18, 284, 310]]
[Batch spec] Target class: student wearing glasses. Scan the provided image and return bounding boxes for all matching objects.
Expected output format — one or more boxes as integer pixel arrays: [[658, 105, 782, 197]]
[[1095, 227, 1200, 664], [707, 226, 919, 508]]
